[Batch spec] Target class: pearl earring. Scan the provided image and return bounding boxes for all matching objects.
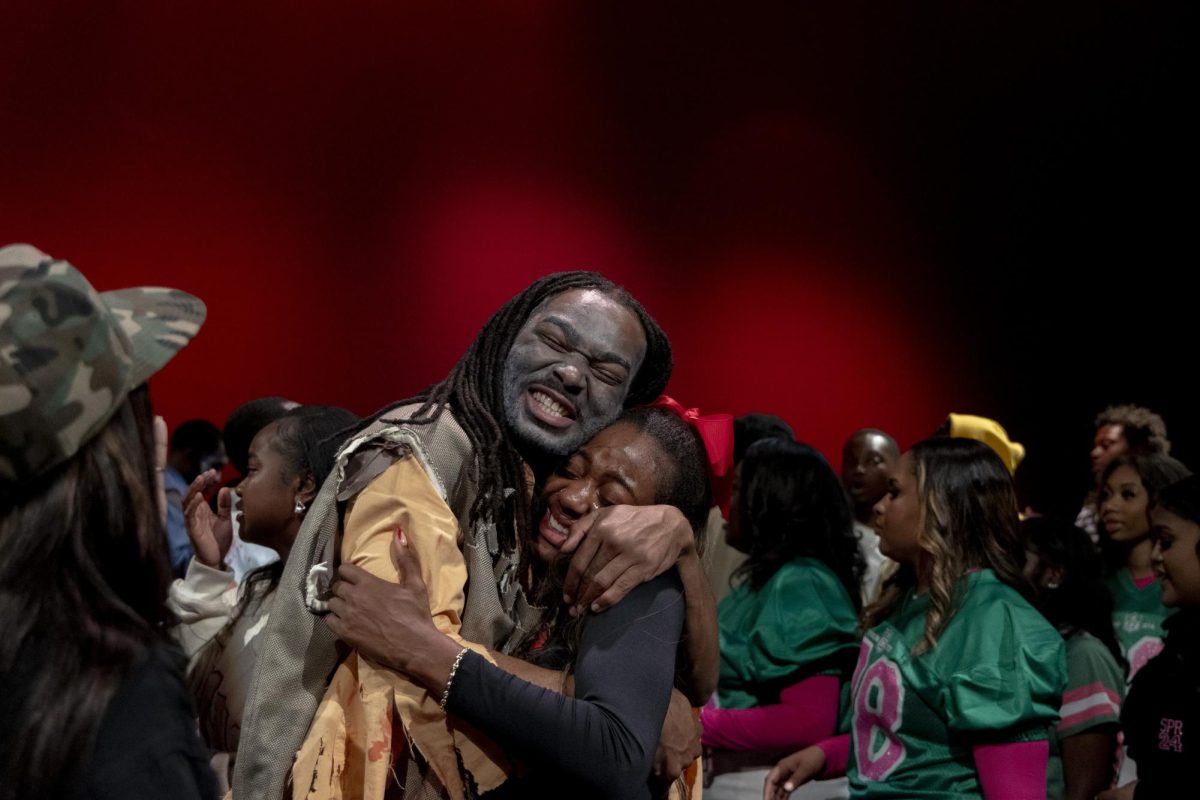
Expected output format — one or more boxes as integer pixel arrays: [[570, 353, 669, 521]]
[[294, 498, 307, 515]]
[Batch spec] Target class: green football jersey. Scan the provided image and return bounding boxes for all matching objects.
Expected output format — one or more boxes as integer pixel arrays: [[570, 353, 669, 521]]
[[1045, 631, 1124, 800], [846, 569, 1066, 799], [717, 557, 859, 710], [1106, 568, 1175, 681]]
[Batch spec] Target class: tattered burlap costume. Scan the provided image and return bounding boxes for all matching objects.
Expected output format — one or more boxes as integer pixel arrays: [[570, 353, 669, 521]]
[[233, 406, 544, 800]]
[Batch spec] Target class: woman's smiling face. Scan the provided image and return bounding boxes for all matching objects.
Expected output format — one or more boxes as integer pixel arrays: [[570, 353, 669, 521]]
[[1151, 507, 1200, 607], [536, 422, 664, 564]]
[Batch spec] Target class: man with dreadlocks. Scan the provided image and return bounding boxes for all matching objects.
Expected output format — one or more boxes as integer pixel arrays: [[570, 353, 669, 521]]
[[233, 273, 714, 800]]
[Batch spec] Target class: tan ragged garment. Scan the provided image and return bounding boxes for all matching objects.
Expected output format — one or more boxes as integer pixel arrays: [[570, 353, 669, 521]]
[[292, 456, 509, 800]]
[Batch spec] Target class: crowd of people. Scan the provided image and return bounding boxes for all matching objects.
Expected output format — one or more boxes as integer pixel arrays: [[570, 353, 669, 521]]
[[1, 244, 1192, 800]]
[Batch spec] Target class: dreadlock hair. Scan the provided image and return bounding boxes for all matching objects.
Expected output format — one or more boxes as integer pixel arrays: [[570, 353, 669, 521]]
[[352, 272, 672, 553], [1022, 516, 1124, 667], [863, 438, 1030, 655], [731, 439, 864, 612]]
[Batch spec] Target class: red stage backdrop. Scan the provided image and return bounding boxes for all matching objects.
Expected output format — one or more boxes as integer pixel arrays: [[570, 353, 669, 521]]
[[4, 2, 1188, 504]]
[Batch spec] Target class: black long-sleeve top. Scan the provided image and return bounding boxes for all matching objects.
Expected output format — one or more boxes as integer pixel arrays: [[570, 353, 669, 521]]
[[445, 570, 685, 799], [1122, 607, 1199, 799]]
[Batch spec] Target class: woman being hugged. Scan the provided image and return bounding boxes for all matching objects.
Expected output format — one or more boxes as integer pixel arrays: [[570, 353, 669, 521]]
[[766, 438, 1066, 800], [701, 439, 862, 796], [335, 405, 716, 800]]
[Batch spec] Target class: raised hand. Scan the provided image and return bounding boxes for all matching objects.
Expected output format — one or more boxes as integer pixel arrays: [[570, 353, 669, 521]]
[[184, 469, 232, 569]]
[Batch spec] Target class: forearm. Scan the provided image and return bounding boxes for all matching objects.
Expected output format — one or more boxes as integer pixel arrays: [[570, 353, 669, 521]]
[[446, 575, 683, 798], [403, 629, 470, 698], [974, 739, 1048, 800], [700, 675, 839, 751], [447, 651, 655, 797], [677, 549, 719, 704], [1061, 730, 1119, 800]]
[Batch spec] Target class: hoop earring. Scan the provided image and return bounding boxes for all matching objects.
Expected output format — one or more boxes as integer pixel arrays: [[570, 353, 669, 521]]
[[294, 498, 307, 515]]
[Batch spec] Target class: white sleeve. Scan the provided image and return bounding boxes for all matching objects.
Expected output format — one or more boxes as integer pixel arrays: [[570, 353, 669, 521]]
[[167, 558, 240, 661]]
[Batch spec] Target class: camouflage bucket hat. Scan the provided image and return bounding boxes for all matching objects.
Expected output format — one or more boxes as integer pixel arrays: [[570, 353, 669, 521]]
[[0, 244, 206, 485]]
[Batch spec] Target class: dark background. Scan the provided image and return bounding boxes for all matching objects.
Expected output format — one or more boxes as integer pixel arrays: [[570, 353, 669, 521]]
[[1, 2, 1191, 515]]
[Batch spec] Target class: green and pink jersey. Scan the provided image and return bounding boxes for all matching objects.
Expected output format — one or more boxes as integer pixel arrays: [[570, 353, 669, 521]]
[[1106, 568, 1175, 682], [846, 569, 1066, 799]]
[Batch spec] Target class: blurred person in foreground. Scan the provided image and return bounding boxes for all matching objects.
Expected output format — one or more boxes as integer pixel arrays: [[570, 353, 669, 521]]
[[0, 244, 214, 799]]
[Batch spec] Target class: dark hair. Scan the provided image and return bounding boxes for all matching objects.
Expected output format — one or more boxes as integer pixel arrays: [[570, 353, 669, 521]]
[[731, 439, 863, 611], [1095, 404, 1170, 456], [1098, 452, 1191, 573], [0, 385, 169, 800], [1155, 475, 1200, 561], [865, 438, 1028, 654], [1022, 516, 1124, 666], [1101, 452, 1191, 500], [271, 405, 360, 487], [1156, 474, 1200, 528], [356, 272, 671, 553], [187, 404, 358, 750], [618, 407, 712, 538], [223, 396, 297, 475], [733, 413, 795, 464], [169, 418, 222, 454]]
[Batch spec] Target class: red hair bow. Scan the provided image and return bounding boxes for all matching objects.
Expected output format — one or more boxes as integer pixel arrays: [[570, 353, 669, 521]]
[[643, 395, 735, 518]]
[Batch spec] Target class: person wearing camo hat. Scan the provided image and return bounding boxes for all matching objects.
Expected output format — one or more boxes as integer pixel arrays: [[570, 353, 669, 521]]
[[0, 243, 217, 800]]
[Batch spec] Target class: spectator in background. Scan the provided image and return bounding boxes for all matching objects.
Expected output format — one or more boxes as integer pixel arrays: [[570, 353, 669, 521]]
[[766, 439, 1065, 800], [1098, 452, 1190, 681], [164, 418, 227, 575], [1101, 475, 1200, 800], [220, 396, 299, 580], [841, 428, 899, 603], [1023, 517, 1125, 800], [223, 396, 299, 477], [1078, 405, 1171, 539], [0, 244, 214, 800], [702, 439, 862, 799], [169, 404, 358, 791], [703, 413, 795, 603]]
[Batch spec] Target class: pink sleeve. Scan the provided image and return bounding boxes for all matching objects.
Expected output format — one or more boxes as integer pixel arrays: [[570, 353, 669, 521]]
[[815, 733, 850, 778], [973, 740, 1049, 800], [699, 675, 840, 751]]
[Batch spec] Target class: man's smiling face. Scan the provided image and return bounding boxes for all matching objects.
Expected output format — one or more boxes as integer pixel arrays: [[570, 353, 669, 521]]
[[502, 288, 647, 459]]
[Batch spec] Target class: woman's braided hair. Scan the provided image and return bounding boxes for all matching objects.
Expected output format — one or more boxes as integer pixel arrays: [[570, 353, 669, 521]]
[[357, 271, 672, 551]]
